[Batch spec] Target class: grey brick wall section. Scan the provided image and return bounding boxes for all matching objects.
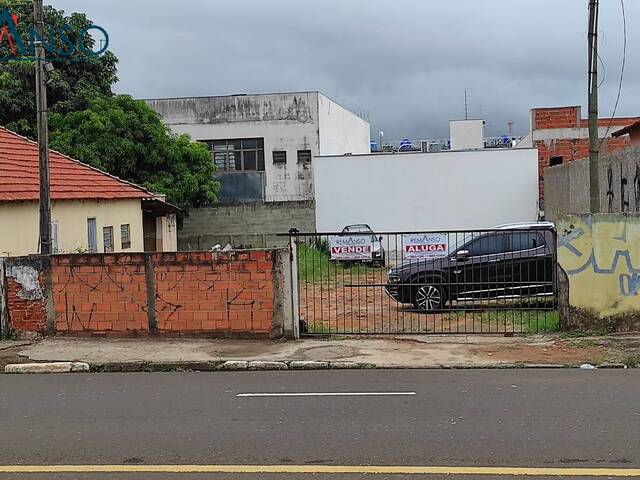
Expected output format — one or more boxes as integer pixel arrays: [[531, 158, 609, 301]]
[[179, 201, 315, 251]]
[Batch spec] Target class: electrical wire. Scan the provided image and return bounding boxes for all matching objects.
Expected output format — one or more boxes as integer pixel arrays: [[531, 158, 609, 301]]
[[597, 50, 606, 88], [599, 0, 627, 149]]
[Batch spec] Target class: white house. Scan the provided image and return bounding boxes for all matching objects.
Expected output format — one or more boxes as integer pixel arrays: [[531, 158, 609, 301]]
[[145, 91, 371, 203]]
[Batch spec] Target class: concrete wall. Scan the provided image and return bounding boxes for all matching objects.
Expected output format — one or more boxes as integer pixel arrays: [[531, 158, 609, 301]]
[[545, 147, 640, 221], [0, 199, 144, 256], [147, 93, 320, 202], [556, 213, 640, 330], [449, 120, 485, 150], [2, 250, 297, 338], [314, 149, 539, 232], [317, 93, 370, 156], [179, 201, 315, 251]]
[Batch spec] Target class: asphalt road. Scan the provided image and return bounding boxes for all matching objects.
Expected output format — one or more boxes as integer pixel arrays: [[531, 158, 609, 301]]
[[1, 369, 639, 479]]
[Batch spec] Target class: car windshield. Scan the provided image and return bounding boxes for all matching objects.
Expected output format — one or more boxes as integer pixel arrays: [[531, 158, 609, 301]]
[[343, 225, 378, 242]]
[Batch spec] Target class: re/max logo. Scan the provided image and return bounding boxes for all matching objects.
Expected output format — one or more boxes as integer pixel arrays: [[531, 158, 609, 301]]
[[0, 7, 109, 62]]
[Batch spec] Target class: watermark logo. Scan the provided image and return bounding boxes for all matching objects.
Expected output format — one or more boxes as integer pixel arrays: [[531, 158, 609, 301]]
[[0, 7, 109, 62]]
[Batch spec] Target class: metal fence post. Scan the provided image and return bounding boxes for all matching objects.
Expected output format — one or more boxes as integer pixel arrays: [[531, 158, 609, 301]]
[[0, 258, 8, 339], [289, 228, 300, 339]]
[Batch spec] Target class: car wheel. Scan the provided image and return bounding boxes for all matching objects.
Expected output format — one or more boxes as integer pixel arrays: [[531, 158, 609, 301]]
[[413, 284, 445, 312]]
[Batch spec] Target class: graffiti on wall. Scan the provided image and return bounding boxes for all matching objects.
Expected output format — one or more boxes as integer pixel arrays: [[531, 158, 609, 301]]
[[604, 163, 640, 213], [557, 214, 640, 316]]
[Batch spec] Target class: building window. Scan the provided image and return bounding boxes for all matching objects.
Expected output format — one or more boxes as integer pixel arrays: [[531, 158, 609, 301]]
[[297, 150, 312, 164], [51, 221, 59, 254], [87, 218, 97, 253], [549, 156, 564, 166], [103, 226, 114, 253], [203, 138, 264, 172], [120, 224, 131, 249], [273, 150, 287, 164]]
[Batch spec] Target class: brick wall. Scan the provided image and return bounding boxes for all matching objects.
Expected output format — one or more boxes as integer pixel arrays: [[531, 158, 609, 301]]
[[533, 106, 581, 130], [531, 106, 638, 206], [5, 271, 46, 332], [2, 249, 292, 338], [52, 254, 149, 334]]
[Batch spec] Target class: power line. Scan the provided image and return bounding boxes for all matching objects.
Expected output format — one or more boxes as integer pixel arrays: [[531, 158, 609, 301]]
[[599, 0, 627, 149]]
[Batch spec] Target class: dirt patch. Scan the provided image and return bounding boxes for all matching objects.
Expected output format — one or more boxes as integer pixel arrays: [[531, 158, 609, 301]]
[[466, 340, 609, 365]]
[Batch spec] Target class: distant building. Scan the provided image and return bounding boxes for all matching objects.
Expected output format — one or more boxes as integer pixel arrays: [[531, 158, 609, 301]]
[[517, 106, 640, 208], [0, 127, 178, 256], [145, 92, 371, 203]]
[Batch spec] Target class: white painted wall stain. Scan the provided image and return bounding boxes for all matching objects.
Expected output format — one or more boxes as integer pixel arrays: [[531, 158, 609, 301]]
[[8, 265, 43, 300]]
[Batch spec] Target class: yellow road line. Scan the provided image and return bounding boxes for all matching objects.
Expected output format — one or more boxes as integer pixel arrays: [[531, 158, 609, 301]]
[[0, 465, 639, 476]]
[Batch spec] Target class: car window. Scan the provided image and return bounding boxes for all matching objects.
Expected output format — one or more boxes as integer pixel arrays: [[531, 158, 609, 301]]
[[343, 225, 377, 242], [508, 232, 545, 252], [465, 234, 507, 256]]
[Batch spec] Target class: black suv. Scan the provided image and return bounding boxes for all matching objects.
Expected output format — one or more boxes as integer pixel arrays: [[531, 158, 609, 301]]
[[385, 223, 555, 312]]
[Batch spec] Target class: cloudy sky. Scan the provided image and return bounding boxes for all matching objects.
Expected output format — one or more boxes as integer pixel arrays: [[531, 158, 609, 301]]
[[53, 0, 638, 140]]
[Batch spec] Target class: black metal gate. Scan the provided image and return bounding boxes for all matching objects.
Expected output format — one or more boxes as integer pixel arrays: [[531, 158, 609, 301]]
[[289, 226, 558, 335]]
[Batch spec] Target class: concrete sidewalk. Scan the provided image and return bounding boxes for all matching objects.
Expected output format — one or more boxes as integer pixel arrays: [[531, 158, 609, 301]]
[[4, 333, 638, 370]]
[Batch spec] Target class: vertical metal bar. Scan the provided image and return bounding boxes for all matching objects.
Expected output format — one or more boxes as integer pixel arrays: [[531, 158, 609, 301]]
[[318, 235, 323, 334], [327, 235, 332, 334], [304, 236, 308, 334]]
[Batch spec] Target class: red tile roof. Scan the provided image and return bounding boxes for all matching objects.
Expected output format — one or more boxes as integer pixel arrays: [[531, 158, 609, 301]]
[[0, 126, 154, 202]]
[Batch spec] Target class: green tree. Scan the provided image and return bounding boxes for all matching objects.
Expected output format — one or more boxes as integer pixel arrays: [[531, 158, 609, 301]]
[[0, 1, 218, 211], [0, 1, 118, 137], [49, 95, 217, 211]]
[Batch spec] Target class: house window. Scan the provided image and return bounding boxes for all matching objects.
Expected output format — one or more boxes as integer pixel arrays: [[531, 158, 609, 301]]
[[204, 138, 265, 172], [549, 156, 563, 166], [120, 224, 131, 249], [297, 150, 312, 164], [273, 150, 287, 164], [87, 218, 97, 253], [51, 221, 59, 254], [103, 226, 114, 253]]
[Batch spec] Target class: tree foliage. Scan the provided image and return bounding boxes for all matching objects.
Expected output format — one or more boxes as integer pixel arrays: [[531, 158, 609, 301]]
[[0, 1, 218, 212]]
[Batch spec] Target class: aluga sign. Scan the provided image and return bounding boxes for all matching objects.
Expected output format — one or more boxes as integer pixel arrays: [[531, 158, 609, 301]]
[[0, 7, 109, 61], [402, 233, 449, 259], [329, 235, 373, 261]]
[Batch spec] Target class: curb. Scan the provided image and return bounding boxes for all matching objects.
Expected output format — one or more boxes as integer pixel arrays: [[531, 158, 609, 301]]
[[3, 361, 635, 374], [90, 360, 371, 372], [4, 362, 89, 374]]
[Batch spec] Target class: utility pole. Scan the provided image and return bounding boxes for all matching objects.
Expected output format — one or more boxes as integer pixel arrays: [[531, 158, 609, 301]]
[[34, 0, 51, 254], [588, 0, 600, 213]]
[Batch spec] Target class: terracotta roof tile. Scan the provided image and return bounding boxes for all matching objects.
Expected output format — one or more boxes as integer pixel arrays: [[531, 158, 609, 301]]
[[0, 126, 153, 202]]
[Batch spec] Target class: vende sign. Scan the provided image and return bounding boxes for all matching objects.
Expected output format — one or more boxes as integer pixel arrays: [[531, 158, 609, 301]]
[[329, 235, 372, 261], [402, 233, 449, 259]]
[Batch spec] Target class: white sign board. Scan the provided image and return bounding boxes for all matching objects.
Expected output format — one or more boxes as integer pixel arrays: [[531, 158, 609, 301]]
[[329, 235, 372, 261], [402, 233, 449, 259]]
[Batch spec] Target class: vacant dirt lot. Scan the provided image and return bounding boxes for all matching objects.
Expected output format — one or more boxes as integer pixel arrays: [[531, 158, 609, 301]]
[[298, 269, 556, 334]]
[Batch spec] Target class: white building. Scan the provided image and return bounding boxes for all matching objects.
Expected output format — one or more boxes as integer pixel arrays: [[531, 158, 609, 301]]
[[314, 120, 539, 234], [146, 92, 370, 203]]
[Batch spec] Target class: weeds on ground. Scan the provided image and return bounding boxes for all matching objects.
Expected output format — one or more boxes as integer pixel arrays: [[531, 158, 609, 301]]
[[445, 309, 560, 334], [297, 242, 385, 284], [622, 353, 640, 368], [561, 329, 609, 338]]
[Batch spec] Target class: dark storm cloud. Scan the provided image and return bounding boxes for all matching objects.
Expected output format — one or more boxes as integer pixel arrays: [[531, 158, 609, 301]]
[[53, 0, 639, 139]]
